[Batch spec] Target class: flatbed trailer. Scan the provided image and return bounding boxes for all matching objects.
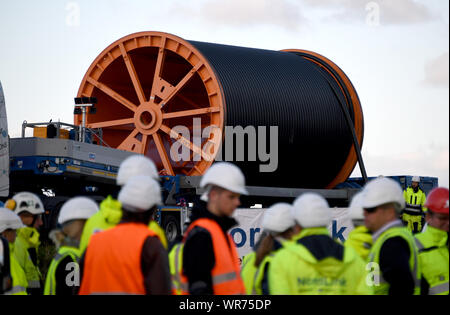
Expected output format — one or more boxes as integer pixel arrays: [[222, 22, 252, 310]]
[[7, 135, 366, 243], [7, 126, 438, 244]]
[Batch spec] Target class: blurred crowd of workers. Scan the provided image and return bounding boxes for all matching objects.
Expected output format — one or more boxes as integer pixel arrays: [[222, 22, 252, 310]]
[[0, 155, 448, 295]]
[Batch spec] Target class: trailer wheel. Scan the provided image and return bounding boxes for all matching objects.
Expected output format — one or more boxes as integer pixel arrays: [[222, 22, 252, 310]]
[[163, 215, 180, 244]]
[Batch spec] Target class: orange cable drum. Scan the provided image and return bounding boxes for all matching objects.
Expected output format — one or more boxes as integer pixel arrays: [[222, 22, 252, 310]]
[[76, 31, 364, 188]]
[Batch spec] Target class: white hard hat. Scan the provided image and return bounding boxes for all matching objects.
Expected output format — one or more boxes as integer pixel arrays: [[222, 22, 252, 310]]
[[412, 176, 421, 183], [116, 155, 159, 186], [292, 193, 332, 228], [262, 203, 296, 233], [200, 162, 248, 200], [118, 176, 162, 212], [58, 197, 99, 225], [7, 192, 45, 215], [348, 192, 365, 221], [0, 207, 24, 233], [362, 177, 405, 211]]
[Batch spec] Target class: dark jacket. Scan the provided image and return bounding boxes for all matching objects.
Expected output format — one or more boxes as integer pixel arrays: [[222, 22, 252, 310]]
[[140, 236, 171, 295], [0, 236, 11, 294], [182, 201, 238, 295], [379, 237, 415, 295], [55, 255, 80, 295]]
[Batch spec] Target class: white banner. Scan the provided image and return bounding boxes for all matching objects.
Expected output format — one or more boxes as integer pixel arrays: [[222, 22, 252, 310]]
[[327, 207, 355, 243], [232, 209, 266, 259], [0, 81, 9, 197], [232, 207, 355, 259]]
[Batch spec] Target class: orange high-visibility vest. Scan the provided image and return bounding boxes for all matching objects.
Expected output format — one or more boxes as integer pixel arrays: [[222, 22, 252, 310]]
[[79, 223, 157, 295], [180, 218, 245, 295]]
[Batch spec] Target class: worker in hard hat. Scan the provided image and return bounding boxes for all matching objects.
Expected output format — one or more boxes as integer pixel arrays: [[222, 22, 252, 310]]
[[5, 192, 44, 294], [79, 176, 171, 295], [363, 177, 421, 295], [0, 207, 28, 295], [268, 193, 371, 295], [402, 176, 427, 234], [179, 162, 246, 295], [241, 203, 298, 295], [345, 192, 373, 260], [79, 155, 168, 253], [44, 197, 98, 295], [414, 187, 449, 295]]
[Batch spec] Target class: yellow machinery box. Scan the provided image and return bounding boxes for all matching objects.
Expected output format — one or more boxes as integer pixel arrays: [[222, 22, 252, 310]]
[[33, 127, 69, 139]]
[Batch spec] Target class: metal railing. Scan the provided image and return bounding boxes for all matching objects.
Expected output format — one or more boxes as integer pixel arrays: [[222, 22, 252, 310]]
[[21, 120, 111, 148]]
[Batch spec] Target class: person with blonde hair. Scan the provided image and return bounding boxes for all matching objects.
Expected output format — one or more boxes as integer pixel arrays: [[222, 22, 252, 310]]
[[44, 197, 98, 295], [241, 203, 298, 294]]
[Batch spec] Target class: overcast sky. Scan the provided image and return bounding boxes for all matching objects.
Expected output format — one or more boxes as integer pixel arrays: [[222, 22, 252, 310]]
[[0, 0, 448, 187]]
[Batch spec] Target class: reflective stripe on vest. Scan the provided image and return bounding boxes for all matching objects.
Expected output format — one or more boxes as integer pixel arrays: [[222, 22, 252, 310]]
[[180, 218, 245, 295], [251, 254, 274, 295], [241, 256, 252, 270], [180, 281, 189, 292], [8, 244, 28, 295], [404, 206, 422, 214], [28, 280, 41, 288], [251, 270, 261, 295], [414, 238, 424, 252], [171, 243, 183, 295], [79, 223, 157, 295], [429, 282, 449, 295], [240, 252, 258, 295], [5, 285, 27, 295], [214, 271, 239, 285], [369, 222, 421, 294]]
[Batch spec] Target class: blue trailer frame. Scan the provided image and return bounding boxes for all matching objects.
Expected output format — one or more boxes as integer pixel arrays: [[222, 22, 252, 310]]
[[8, 137, 440, 244]]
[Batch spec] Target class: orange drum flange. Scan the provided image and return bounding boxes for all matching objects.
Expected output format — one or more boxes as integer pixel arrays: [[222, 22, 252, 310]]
[[76, 32, 224, 176]]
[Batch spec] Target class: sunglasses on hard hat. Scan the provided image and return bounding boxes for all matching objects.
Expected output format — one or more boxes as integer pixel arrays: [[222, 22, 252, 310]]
[[363, 207, 379, 214]]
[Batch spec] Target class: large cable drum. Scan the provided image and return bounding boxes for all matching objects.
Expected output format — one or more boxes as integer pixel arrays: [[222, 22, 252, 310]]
[[76, 31, 363, 189]]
